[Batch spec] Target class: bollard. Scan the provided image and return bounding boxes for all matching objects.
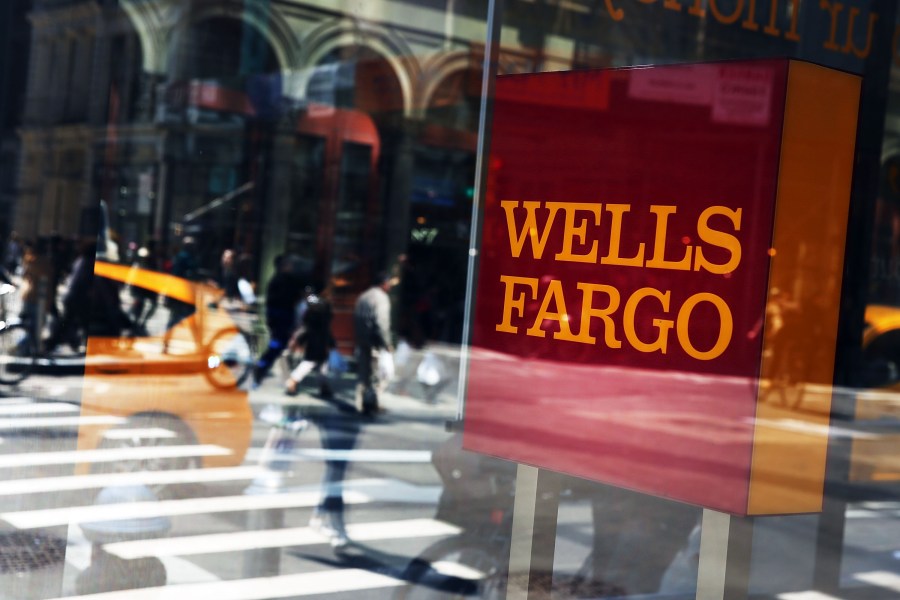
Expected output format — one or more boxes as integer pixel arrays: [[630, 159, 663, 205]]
[[242, 412, 307, 578], [76, 485, 170, 594]]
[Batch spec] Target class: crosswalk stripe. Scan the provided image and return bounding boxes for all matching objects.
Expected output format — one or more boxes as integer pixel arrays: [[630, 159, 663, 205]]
[[0, 402, 78, 415], [0, 397, 40, 405], [102, 427, 177, 440], [0, 415, 125, 430], [777, 592, 842, 600], [0, 466, 266, 497], [0, 444, 231, 469], [855, 570, 900, 591], [1, 489, 371, 529], [103, 518, 461, 559], [51, 569, 404, 600], [247, 447, 432, 463], [64, 524, 220, 585]]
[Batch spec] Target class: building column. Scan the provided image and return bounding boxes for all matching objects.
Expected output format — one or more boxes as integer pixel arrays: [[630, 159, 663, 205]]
[[383, 120, 415, 274], [259, 126, 296, 287]]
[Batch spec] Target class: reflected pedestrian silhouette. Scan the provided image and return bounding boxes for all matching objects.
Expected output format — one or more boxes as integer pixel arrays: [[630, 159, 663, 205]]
[[162, 237, 201, 354], [354, 271, 395, 416], [285, 282, 335, 398], [253, 254, 304, 388]]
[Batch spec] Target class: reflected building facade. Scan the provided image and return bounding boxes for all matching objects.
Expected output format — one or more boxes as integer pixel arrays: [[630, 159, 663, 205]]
[[17, 0, 490, 346], [18, 1, 900, 342]]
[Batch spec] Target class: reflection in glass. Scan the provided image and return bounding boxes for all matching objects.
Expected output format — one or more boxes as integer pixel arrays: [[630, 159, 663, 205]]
[[0, 0, 898, 598]]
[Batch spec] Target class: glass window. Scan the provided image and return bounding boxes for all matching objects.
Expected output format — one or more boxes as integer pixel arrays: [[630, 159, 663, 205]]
[[0, 0, 897, 599]]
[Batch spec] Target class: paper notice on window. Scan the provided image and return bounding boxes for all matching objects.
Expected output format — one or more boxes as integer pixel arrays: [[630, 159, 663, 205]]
[[712, 66, 773, 127], [628, 64, 715, 106]]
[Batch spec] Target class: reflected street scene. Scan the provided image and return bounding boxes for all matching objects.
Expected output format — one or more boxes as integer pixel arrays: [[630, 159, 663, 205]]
[[0, 0, 899, 599]]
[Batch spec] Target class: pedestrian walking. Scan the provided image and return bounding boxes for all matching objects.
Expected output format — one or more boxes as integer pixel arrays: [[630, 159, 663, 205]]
[[162, 237, 200, 353], [285, 283, 335, 398], [252, 254, 303, 387], [353, 271, 394, 416]]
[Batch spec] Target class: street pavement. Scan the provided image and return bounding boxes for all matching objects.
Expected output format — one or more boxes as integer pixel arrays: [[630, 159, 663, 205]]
[[0, 346, 491, 599], [0, 349, 899, 599]]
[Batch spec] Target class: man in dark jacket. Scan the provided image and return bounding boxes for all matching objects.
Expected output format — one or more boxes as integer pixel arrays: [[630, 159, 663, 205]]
[[253, 254, 303, 387]]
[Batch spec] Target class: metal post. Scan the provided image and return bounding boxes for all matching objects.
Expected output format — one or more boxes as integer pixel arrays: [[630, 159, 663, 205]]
[[696, 509, 753, 600], [506, 465, 561, 600], [457, 0, 504, 421]]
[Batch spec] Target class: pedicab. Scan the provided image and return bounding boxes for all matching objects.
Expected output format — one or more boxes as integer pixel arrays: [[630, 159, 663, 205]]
[[73, 260, 255, 482]]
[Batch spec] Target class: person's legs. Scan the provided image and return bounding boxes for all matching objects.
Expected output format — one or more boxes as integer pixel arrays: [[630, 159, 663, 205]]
[[162, 303, 194, 353], [316, 361, 333, 398], [130, 296, 146, 325], [43, 300, 76, 353], [255, 330, 290, 384], [354, 346, 379, 413], [310, 412, 360, 549], [254, 310, 294, 385], [137, 299, 157, 332]]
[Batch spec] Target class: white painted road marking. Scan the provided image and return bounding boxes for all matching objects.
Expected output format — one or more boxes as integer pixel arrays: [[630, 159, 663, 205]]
[[104, 518, 461, 559], [50, 569, 404, 600], [0, 415, 125, 430], [247, 447, 432, 463], [0, 444, 231, 469], [0, 465, 266, 496], [0, 402, 78, 415], [1, 489, 370, 529]]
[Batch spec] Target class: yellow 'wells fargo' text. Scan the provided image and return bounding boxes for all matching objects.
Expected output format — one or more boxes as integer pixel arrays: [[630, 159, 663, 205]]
[[494, 200, 742, 361]]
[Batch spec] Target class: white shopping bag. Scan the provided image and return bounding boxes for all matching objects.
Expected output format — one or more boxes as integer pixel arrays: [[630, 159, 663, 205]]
[[394, 340, 412, 368], [377, 349, 395, 381], [416, 351, 443, 387]]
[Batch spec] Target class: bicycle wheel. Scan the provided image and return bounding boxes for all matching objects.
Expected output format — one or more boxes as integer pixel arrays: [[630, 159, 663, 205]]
[[0, 323, 36, 385], [395, 535, 507, 600], [204, 328, 254, 389]]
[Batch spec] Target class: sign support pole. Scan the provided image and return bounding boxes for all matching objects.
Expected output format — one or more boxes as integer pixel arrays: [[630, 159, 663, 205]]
[[696, 509, 753, 600], [506, 465, 560, 600]]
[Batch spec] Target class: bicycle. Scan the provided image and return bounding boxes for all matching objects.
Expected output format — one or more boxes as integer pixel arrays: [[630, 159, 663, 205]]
[[92, 259, 264, 390], [204, 303, 261, 389]]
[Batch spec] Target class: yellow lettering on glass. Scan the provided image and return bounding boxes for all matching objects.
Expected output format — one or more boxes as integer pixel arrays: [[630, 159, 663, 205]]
[[623, 287, 673, 354], [694, 206, 742, 274], [676, 293, 733, 360], [602, 204, 646, 267], [646, 205, 693, 271], [500, 200, 562, 259], [496, 275, 538, 333], [573, 283, 622, 347], [526, 279, 577, 340], [550, 202, 602, 263]]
